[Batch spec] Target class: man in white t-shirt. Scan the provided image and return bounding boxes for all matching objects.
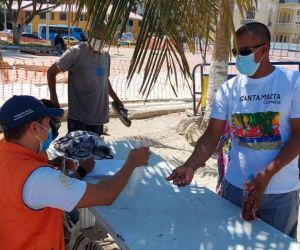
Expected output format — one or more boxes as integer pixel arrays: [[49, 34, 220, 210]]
[[0, 95, 150, 249], [166, 22, 300, 239]]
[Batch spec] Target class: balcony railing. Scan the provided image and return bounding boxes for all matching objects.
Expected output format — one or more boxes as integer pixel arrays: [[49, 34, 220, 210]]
[[240, 19, 257, 25], [279, 0, 300, 3], [276, 22, 300, 31]]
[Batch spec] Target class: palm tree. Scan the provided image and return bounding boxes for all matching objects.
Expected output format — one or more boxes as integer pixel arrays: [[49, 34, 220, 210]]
[[203, 0, 236, 125], [71, 0, 254, 99]]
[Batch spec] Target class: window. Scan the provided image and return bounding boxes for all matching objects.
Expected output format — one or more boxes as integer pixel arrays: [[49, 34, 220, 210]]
[[128, 20, 133, 26], [268, 11, 273, 27], [246, 7, 256, 20], [60, 13, 67, 21], [39, 13, 46, 19], [280, 0, 300, 3], [79, 14, 87, 21], [23, 24, 32, 33], [25, 11, 31, 19], [296, 10, 300, 24]]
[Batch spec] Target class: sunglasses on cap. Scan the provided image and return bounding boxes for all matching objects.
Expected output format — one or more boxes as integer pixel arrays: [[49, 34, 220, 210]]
[[232, 42, 268, 57]]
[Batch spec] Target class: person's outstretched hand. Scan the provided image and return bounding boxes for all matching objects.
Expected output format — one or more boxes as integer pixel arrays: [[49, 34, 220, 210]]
[[166, 166, 195, 186], [79, 155, 95, 173], [126, 147, 150, 168]]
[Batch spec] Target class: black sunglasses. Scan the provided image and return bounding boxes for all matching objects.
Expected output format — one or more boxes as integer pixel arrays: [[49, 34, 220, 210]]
[[232, 42, 267, 57]]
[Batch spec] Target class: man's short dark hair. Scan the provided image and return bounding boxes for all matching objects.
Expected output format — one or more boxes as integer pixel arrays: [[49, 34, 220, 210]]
[[40, 99, 60, 109], [2, 117, 44, 141], [236, 22, 271, 43]]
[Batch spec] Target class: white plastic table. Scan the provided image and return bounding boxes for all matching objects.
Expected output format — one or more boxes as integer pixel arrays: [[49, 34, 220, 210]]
[[88, 140, 300, 250]]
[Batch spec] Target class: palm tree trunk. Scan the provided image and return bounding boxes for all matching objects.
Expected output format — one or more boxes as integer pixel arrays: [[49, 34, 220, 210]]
[[12, 23, 23, 45], [206, 0, 235, 116]]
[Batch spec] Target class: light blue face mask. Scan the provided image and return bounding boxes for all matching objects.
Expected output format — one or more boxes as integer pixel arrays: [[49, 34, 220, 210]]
[[40, 128, 53, 152], [236, 52, 261, 77], [35, 123, 53, 152]]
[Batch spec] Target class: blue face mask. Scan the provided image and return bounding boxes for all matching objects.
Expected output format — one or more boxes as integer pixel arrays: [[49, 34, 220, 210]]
[[40, 128, 53, 152], [236, 52, 261, 77], [35, 123, 53, 152]]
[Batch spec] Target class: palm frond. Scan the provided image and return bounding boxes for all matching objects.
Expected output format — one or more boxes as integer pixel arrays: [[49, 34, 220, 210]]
[[71, 0, 255, 98]]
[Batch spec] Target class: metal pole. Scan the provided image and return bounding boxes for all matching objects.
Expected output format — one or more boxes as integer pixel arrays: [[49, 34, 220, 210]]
[[4, 3, 7, 30], [67, 3, 71, 46], [46, 0, 49, 41]]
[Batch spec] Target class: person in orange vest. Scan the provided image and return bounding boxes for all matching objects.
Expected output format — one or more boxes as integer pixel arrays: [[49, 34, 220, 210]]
[[0, 95, 150, 250]]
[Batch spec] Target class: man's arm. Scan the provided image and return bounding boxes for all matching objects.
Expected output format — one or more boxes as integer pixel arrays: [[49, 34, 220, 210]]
[[186, 118, 226, 170], [77, 147, 149, 207], [71, 155, 95, 180], [166, 118, 226, 186], [47, 64, 61, 107], [108, 79, 124, 108], [247, 118, 300, 203], [23, 148, 149, 211]]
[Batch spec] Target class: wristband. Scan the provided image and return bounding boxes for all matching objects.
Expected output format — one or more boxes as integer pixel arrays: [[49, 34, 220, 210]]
[[77, 165, 87, 179]]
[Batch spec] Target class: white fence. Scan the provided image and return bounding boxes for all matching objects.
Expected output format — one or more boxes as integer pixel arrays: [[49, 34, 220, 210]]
[[0, 55, 193, 104]]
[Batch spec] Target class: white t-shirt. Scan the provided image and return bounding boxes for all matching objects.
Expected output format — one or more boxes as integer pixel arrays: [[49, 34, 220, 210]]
[[211, 67, 300, 194], [22, 167, 87, 211]]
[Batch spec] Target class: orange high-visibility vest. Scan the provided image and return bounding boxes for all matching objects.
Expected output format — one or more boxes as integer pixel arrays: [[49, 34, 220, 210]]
[[0, 140, 64, 250]]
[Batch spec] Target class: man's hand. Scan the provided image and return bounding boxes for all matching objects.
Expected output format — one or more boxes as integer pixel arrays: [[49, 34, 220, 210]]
[[114, 99, 124, 109], [47, 63, 61, 107], [126, 147, 150, 168], [49, 156, 63, 168], [79, 155, 95, 174], [49, 156, 78, 172], [165, 166, 195, 186], [245, 170, 273, 209]]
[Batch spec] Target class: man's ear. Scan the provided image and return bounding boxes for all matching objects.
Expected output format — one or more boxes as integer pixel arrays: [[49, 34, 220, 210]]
[[28, 121, 39, 134], [263, 43, 270, 53]]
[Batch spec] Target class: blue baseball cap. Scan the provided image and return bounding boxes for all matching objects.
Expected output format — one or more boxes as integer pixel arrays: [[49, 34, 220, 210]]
[[0, 95, 64, 129]]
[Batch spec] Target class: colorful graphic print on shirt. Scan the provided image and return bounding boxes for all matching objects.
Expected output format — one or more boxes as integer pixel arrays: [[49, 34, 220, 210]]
[[231, 111, 281, 150]]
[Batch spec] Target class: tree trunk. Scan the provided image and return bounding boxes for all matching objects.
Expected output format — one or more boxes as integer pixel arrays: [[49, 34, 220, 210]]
[[206, 0, 235, 118], [12, 22, 24, 45], [179, 0, 236, 145]]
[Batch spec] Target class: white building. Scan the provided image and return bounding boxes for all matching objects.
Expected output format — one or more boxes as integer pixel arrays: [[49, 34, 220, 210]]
[[233, 0, 300, 43]]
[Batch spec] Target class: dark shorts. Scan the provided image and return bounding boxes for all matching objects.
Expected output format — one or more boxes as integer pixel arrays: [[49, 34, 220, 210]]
[[222, 179, 299, 239], [67, 118, 104, 136]]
